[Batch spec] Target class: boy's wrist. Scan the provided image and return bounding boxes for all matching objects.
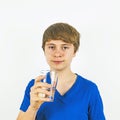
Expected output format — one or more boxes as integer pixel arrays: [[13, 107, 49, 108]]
[[29, 105, 39, 112]]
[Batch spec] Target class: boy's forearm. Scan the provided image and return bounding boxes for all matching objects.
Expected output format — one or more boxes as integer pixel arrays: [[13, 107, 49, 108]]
[[17, 106, 38, 120]]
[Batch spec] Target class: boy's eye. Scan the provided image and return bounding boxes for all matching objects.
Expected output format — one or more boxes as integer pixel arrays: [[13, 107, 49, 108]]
[[62, 46, 69, 50], [48, 45, 55, 50]]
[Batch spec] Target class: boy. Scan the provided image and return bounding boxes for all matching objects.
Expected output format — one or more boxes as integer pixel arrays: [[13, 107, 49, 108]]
[[17, 22, 105, 120]]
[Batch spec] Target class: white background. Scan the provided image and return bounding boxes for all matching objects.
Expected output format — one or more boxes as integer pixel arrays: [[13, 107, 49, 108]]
[[0, 0, 120, 119]]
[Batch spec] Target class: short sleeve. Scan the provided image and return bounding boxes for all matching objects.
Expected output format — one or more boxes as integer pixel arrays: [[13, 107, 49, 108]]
[[88, 84, 106, 120], [20, 79, 35, 112]]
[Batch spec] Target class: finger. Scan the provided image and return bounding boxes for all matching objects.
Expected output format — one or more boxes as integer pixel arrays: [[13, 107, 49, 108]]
[[35, 82, 52, 88], [39, 97, 51, 102], [35, 75, 45, 83], [30, 81, 51, 95], [38, 88, 51, 96], [30, 92, 50, 102], [31, 87, 51, 96], [32, 96, 50, 102]]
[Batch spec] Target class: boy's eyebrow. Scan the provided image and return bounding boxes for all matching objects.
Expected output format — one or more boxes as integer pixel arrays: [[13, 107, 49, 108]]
[[45, 43, 72, 46], [45, 43, 55, 46]]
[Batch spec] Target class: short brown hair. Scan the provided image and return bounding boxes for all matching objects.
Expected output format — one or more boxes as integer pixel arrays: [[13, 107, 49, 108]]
[[42, 22, 80, 53]]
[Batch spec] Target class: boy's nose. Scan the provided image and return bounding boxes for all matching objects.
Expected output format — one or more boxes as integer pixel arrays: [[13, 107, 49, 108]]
[[54, 48, 63, 57]]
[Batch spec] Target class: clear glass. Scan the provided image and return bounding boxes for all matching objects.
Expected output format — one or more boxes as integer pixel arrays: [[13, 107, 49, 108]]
[[39, 70, 58, 102]]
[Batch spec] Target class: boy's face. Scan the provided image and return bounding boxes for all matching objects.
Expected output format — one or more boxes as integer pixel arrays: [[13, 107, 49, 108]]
[[44, 40, 76, 71]]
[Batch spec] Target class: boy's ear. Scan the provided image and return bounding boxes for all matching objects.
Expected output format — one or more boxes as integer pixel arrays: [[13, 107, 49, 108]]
[[73, 52, 76, 57]]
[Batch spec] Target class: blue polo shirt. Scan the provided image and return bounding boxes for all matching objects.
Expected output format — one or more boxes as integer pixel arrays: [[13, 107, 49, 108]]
[[20, 74, 105, 120]]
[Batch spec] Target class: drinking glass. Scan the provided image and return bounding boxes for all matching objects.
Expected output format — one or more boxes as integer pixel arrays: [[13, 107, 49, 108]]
[[39, 70, 58, 102]]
